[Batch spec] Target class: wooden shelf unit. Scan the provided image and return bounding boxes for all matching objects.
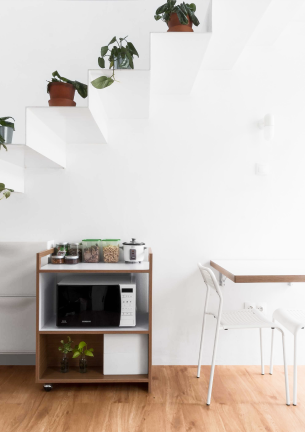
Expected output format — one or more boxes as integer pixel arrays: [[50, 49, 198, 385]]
[[36, 248, 153, 391]]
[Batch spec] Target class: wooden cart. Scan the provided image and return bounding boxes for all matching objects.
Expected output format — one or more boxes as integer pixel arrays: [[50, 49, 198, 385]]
[[35, 248, 153, 392]]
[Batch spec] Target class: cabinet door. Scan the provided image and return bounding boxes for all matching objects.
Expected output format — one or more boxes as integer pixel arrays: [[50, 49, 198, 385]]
[[0, 298, 35, 353], [0, 241, 53, 296]]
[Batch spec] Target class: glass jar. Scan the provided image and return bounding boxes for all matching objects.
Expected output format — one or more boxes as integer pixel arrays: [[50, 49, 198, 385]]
[[64, 255, 79, 265], [102, 239, 120, 263], [68, 243, 82, 262], [82, 239, 102, 263], [79, 355, 87, 373], [55, 242, 68, 257], [51, 255, 65, 264], [60, 354, 69, 373]]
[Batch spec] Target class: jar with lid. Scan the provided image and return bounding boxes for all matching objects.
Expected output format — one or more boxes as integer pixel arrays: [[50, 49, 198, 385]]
[[102, 239, 120, 263], [82, 239, 102, 263], [51, 256, 65, 264], [65, 255, 79, 265], [55, 242, 68, 257], [68, 243, 82, 262]]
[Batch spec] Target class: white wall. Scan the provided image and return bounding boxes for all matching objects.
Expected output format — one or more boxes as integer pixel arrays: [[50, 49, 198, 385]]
[[1, 1, 305, 365]]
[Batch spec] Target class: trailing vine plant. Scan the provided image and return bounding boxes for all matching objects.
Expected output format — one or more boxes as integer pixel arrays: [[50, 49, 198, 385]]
[[91, 36, 139, 90]]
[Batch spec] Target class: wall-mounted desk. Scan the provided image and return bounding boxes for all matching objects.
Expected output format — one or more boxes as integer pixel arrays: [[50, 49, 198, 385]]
[[210, 260, 305, 285]]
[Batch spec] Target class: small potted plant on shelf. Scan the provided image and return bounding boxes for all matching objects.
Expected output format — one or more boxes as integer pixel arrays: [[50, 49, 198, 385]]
[[47, 71, 88, 106], [58, 336, 73, 373], [72, 341, 94, 373], [154, 0, 199, 32], [91, 36, 139, 90], [0, 183, 14, 201], [0, 117, 15, 149]]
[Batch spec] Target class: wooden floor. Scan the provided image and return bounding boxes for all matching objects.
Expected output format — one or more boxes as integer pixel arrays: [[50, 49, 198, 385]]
[[0, 365, 305, 432]]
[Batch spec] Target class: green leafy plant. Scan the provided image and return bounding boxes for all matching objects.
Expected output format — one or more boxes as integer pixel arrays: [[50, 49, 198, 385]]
[[72, 341, 94, 358], [0, 117, 15, 150], [58, 336, 73, 355], [91, 36, 139, 90], [47, 71, 88, 99], [0, 183, 14, 200], [154, 1, 200, 26]]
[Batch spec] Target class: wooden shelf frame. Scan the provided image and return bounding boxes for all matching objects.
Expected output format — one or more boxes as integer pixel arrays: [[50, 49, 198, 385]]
[[36, 248, 153, 391]]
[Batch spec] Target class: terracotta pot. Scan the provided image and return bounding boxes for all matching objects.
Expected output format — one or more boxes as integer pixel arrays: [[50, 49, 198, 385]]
[[167, 13, 193, 32], [48, 82, 76, 107]]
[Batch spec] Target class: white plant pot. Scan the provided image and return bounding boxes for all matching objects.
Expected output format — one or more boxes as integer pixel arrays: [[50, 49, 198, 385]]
[[0, 126, 13, 144]]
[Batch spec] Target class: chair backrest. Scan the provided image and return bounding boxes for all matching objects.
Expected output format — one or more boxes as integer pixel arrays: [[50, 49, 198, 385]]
[[198, 263, 223, 300]]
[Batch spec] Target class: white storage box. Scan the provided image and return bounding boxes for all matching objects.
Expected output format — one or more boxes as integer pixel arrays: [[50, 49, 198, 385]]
[[103, 334, 148, 375]]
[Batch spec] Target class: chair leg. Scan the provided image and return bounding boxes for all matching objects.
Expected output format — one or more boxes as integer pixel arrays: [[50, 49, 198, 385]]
[[207, 324, 221, 405], [260, 328, 264, 375], [281, 330, 290, 406], [197, 313, 207, 378], [270, 326, 275, 375], [293, 335, 298, 406]]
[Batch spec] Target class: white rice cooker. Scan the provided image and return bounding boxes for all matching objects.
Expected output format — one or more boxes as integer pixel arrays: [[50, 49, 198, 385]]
[[121, 238, 147, 263]]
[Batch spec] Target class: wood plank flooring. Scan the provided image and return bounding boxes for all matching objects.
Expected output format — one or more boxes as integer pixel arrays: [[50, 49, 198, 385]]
[[0, 365, 305, 432]]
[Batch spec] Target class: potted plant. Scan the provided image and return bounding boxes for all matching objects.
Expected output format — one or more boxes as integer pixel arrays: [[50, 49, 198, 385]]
[[91, 36, 139, 90], [0, 183, 14, 201], [154, 1, 199, 32], [72, 341, 94, 373], [58, 336, 73, 373], [0, 117, 15, 149], [47, 71, 88, 106]]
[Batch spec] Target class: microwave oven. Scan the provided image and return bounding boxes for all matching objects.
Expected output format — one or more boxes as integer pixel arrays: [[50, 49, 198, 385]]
[[56, 276, 136, 327]]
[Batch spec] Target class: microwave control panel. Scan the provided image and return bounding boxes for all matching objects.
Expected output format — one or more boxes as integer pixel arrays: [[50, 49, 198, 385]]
[[120, 285, 136, 327]]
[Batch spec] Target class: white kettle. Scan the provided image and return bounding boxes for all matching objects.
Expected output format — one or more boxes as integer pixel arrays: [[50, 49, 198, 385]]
[[121, 238, 147, 263]]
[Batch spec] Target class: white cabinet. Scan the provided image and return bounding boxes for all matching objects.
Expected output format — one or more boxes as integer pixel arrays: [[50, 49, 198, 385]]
[[103, 334, 148, 375], [0, 241, 53, 354], [0, 298, 35, 353]]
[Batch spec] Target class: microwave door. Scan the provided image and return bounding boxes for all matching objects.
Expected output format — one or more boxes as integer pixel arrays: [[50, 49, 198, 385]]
[[92, 285, 121, 327]]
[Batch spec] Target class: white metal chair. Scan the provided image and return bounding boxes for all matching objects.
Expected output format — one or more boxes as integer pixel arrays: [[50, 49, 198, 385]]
[[197, 264, 290, 406], [270, 309, 305, 406]]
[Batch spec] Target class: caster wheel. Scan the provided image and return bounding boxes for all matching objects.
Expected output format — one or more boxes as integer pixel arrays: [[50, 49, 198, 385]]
[[43, 384, 53, 392]]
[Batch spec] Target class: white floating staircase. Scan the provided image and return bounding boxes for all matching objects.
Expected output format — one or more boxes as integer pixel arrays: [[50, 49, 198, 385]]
[[1, 0, 294, 194]]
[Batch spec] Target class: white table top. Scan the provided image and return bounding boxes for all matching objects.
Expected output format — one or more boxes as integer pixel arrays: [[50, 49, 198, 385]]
[[210, 259, 305, 283]]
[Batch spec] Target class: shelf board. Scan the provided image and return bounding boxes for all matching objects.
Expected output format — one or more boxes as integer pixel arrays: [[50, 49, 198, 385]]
[[40, 261, 149, 273], [40, 312, 149, 333], [0, 144, 64, 169], [26, 106, 107, 169], [40, 366, 148, 383], [150, 32, 212, 94], [89, 70, 150, 120]]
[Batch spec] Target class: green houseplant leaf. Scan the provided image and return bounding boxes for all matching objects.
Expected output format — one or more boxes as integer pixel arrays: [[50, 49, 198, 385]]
[[74, 81, 88, 99], [0, 183, 14, 201], [188, 2, 196, 11], [98, 57, 105, 68], [72, 341, 94, 359], [91, 76, 114, 89], [126, 42, 139, 57], [185, 3, 199, 25], [100, 46, 108, 57], [174, 5, 189, 25], [156, 3, 169, 14], [108, 36, 117, 45]]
